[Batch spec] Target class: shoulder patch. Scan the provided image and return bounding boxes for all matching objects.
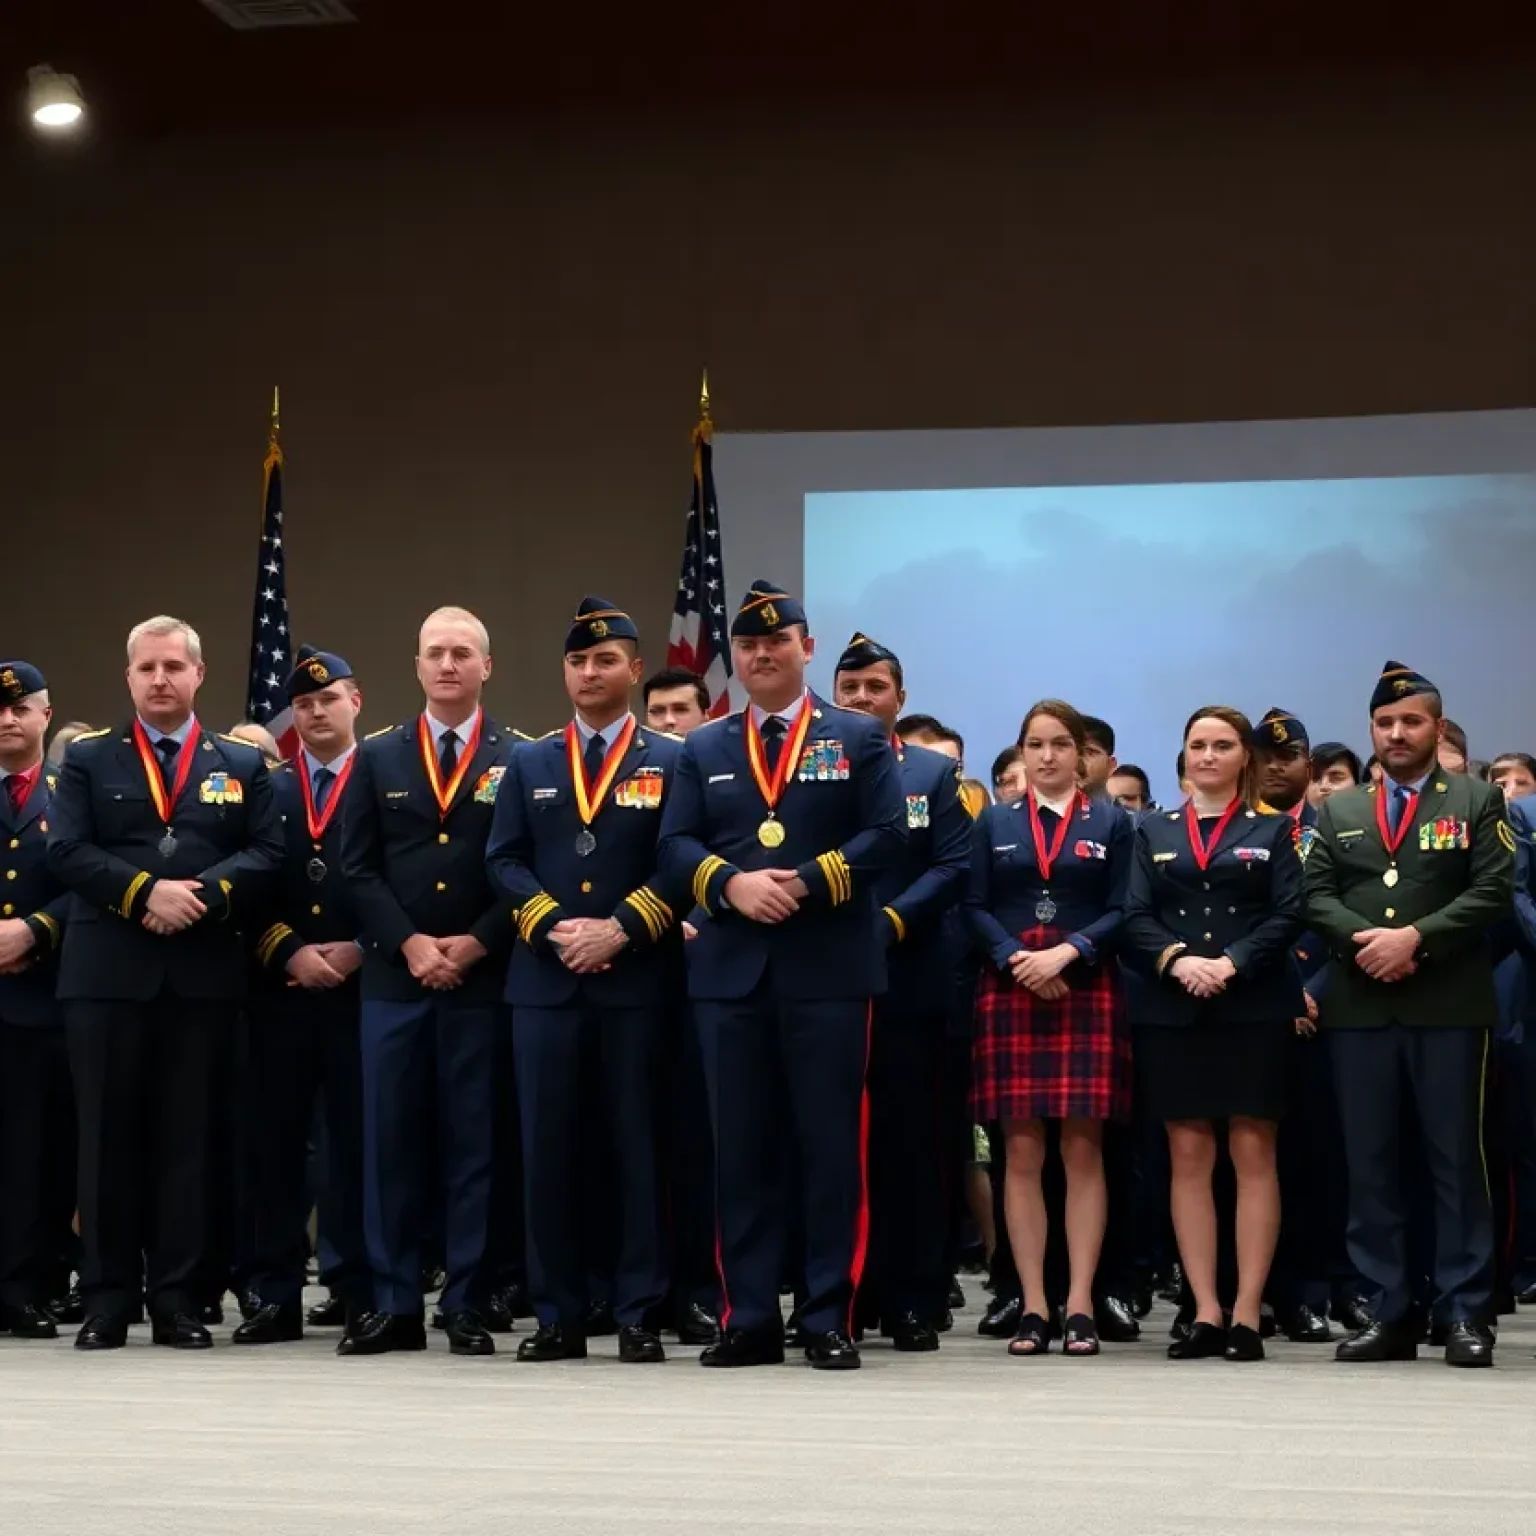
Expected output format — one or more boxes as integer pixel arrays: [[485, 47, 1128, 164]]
[[364, 724, 400, 740], [1498, 820, 1516, 853]]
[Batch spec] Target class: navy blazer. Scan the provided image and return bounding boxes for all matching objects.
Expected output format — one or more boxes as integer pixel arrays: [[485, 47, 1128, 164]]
[[340, 713, 521, 1004], [1123, 803, 1304, 1027], [486, 720, 687, 1009], [965, 793, 1132, 975], [0, 763, 69, 1025], [48, 721, 283, 1002], [657, 693, 906, 1001], [871, 742, 970, 1015]]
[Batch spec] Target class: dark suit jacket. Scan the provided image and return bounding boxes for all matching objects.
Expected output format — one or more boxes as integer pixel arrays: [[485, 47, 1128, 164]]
[[1123, 803, 1304, 1027], [47, 721, 283, 1002], [1304, 767, 1513, 1031], [339, 713, 518, 1004], [657, 693, 906, 1001], [0, 764, 70, 1025], [486, 720, 687, 1008]]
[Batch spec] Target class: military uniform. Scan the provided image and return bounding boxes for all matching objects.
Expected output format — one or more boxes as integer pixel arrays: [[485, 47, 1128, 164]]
[[1305, 670, 1513, 1341], [657, 582, 906, 1366], [47, 715, 282, 1338]]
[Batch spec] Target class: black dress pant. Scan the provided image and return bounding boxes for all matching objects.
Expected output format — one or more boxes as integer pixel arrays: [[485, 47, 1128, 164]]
[[66, 993, 233, 1325], [0, 1020, 77, 1308], [667, 1001, 719, 1312]]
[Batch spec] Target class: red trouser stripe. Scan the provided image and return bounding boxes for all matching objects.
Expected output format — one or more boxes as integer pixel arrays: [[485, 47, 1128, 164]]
[[846, 1004, 873, 1333]]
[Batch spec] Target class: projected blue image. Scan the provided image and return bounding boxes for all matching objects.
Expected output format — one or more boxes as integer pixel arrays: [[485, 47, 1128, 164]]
[[803, 474, 1536, 803]]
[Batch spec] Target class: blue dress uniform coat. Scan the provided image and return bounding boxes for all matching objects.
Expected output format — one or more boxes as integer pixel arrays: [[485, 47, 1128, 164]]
[[657, 695, 906, 1339], [339, 713, 518, 1318], [0, 765, 76, 1313], [243, 756, 369, 1312], [486, 720, 689, 1330], [46, 720, 283, 1327], [865, 742, 970, 1324]]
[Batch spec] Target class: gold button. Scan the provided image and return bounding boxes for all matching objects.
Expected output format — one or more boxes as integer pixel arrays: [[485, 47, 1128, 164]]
[[7, 839, 16, 850], [438, 833, 449, 845], [311, 904, 322, 916], [1385, 907, 1396, 919], [435, 881, 447, 892], [581, 881, 592, 893], [1, 904, 11, 917], [5, 870, 14, 881]]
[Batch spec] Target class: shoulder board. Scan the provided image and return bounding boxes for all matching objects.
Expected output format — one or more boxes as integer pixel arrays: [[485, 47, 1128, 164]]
[[510, 728, 538, 742], [72, 726, 112, 742], [364, 724, 400, 741], [538, 729, 561, 741], [216, 732, 262, 750]]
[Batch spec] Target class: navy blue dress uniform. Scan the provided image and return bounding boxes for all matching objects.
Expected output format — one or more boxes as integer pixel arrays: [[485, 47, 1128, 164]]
[[486, 599, 688, 1360], [1502, 793, 1536, 1298], [657, 582, 906, 1366], [338, 698, 519, 1348], [0, 663, 75, 1336], [1304, 662, 1514, 1359], [238, 650, 369, 1337], [837, 637, 970, 1343], [47, 711, 283, 1343]]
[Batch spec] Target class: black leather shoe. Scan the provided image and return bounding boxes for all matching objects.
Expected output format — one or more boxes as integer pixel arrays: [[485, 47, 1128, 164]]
[[1156, 1264, 1184, 1303], [935, 1309, 954, 1333], [46, 1286, 84, 1326], [231, 1302, 303, 1344], [783, 1304, 805, 1348], [584, 1300, 617, 1337], [444, 1308, 496, 1356], [618, 1325, 666, 1363], [4, 1302, 59, 1340], [499, 1282, 535, 1319], [306, 1293, 348, 1328], [336, 1312, 427, 1356], [152, 1312, 214, 1349], [1168, 1321, 1226, 1359], [978, 1294, 1022, 1338], [483, 1291, 515, 1334], [948, 1279, 966, 1309], [1259, 1304, 1277, 1339], [1444, 1320, 1494, 1369], [700, 1327, 785, 1367], [1516, 1282, 1536, 1306], [676, 1301, 719, 1346], [1336, 1292, 1375, 1332], [1169, 1301, 1195, 1343], [517, 1322, 587, 1361], [1094, 1295, 1141, 1343], [889, 1310, 940, 1353], [805, 1328, 861, 1370], [1224, 1323, 1265, 1361], [74, 1314, 127, 1350], [1284, 1304, 1333, 1343], [1131, 1286, 1153, 1319], [421, 1266, 447, 1295], [1336, 1320, 1417, 1362], [198, 1300, 224, 1327], [238, 1289, 262, 1322]]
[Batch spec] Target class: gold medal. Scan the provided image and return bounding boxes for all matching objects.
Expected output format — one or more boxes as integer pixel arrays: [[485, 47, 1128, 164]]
[[745, 696, 813, 847], [758, 818, 786, 848], [1383, 867, 1399, 888]]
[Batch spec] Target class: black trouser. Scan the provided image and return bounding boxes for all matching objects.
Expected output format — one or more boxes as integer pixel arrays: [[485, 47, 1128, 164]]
[[940, 1033, 975, 1277], [1497, 1027, 1536, 1291], [481, 1014, 526, 1300], [245, 987, 368, 1308], [666, 1001, 718, 1313], [66, 993, 234, 1325], [0, 1021, 77, 1309]]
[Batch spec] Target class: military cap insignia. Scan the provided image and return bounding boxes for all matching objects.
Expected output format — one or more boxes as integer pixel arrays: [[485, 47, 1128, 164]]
[[1393, 679, 1413, 696], [1270, 721, 1288, 743], [0, 669, 15, 697], [307, 660, 330, 684], [760, 602, 780, 629], [589, 618, 609, 639]]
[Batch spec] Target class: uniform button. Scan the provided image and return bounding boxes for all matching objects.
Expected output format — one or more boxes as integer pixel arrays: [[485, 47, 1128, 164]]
[[4, 870, 14, 881], [7, 839, 16, 850], [1178, 908, 1186, 917], [1203, 907, 1211, 916], [311, 904, 322, 916], [438, 833, 449, 845], [0, 904, 11, 917], [581, 881, 592, 893], [435, 881, 447, 892], [1228, 906, 1237, 914], [1203, 932, 1213, 941], [1202, 881, 1210, 891], [1385, 907, 1396, 919]]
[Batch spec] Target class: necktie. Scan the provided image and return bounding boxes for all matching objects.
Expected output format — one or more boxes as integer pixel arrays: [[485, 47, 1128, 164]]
[[3, 776, 22, 815], [761, 714, 787, 774], [155, 735, 181, 793], [312, 766, 335, 815], [438, 728, 459, 783], [1389, 783, 1412, 835], [584, 731, 608, 783]]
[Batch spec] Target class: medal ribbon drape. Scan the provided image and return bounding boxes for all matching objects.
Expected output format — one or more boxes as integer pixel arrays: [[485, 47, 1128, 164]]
[[300, 753, 356, 843], [132, 720, 203, 826], [564, 715, 638, 827], [1375, 782, 1418, 887], [1026, 789, 1080, 883], [745, 694, 814, 827], [1184, 797, 1243, 871], [418, 714, 483, 817]]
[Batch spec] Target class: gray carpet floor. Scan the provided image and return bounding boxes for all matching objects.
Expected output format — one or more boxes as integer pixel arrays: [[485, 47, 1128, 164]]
[[3, 1291, 1534, 1536]]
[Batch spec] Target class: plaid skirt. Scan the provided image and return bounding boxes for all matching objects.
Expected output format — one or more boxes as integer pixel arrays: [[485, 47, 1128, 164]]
[[971, 925, 1131, 1123]]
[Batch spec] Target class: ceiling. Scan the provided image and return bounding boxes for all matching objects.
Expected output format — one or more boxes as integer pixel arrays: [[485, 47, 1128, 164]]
[[4, 0, 1534, 142]]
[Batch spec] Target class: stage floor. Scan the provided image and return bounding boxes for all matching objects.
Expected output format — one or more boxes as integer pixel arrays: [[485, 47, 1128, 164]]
[[4, 1290, 1534, 1536]]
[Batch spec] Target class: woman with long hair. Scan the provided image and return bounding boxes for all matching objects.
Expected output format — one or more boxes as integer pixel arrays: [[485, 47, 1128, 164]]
[[1123, 706, 1304, 1361], [967, 700, 1133, 1357]]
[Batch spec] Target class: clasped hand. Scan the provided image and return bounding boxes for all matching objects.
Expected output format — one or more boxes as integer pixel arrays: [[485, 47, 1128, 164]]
[[1352, 925, 1420, 982], [1170, 954, 1236, 999], [1008, 942, 1078, 1001], [723, 869, 808, 924], [286, 941, 364, 989], [401, 932, 486, 990], [0, 916, 37, 973], [142, 878, 206, 935], [549, 917, 626, 974]]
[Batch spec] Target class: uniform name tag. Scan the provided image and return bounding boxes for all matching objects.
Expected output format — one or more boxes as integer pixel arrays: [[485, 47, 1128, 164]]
[[992, 843, 1018, 853], [1336, 828, 1364, 841], [199, 772, 243, 805], [385, 790, 410, 799], [1152, 851, 1177, 863], [708, 773, 735, 784], [906, 794, 929, 829], [532, 787, 559, 801]]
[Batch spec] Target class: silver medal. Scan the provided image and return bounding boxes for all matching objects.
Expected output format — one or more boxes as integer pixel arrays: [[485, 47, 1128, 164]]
[[306, 858, 328, 883], [575, 829, 597, 857], [158, 832, 177, 859], [1035, 896, 1057, 924]]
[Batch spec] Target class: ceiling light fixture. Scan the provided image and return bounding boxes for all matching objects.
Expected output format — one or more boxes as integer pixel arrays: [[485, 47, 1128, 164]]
[[26, 64, 85, 130]]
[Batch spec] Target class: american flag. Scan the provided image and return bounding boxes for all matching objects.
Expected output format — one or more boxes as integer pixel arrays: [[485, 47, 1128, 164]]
[[666, 400, 732, 717], [244, 389, 299, 759]]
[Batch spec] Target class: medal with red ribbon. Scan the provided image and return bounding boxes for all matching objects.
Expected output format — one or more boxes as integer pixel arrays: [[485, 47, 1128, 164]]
[[132, 720, 203, 858], [299, 752, 357, 882], [745, 693, 814, 848], [1027, 788, 1082, 924], [1374, 781, 1418, 888], [418, 713, 483, 819], [563, 715, 638, 856], [1184, 796, 1243, 871]]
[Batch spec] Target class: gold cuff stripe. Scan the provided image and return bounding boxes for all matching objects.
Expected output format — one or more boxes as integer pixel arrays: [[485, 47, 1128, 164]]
[[624, 888, 673, 943], [517, 893, 558, 944], [1155, 942, 1187, 977], [31, 911, 61, 947], [883, 906, 906, 942], [120, 871, 151, 919], [816, 852, 852, 906], [256, 923, 296, 965], [693, 856, 727, 913]]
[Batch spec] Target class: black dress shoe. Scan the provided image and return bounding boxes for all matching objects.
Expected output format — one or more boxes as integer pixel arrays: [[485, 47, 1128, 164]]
[[1336, 1291, 1375, 1332], [238, 1289, 262, 1322], [443, 1308, 496, 1356], [1094, 1295, 1141, 1343], [231, 1302, 303, 1345], [74, 1315, 127, 1350], [805, 1328, 861, 1370], [618, 1325, 666, 1363], [153, 1312, 214, 1350], [1444, 1320, 1494, 1369], [1284, 1304, 1333, 1343], [1335, 1319, 1418, 1362], [430, 1307, 446, 1330], [889, 1311, 940, 1353], [1516, 1282, 1536, 1306], [4, 1301, 60, 1340], [336, 1312, 428, 1356], [306, 1293, 348, 1328], [700, 1327, 785, 1368], [1131, 1286, 1153, 1319], [584, 1300, 617, 1337], [421, 1266, 447, 1295], [1168, 1321, 1226, 1360], [978, 1294, 1022, 1338], [1156, 1264, 1184, 1303], [935, 1309, 954, 1333], [482, 1291, 515, 1334], [500, 1282, 535, 1319], [948, 1279, 966, 1309], [676, 1301, 720, 1346], [1169, 1301, 1195, 1343], [1224, 1323, 1265, 1361], [517, 1322, 587, 1361], [46, 1286, 84, 1326]]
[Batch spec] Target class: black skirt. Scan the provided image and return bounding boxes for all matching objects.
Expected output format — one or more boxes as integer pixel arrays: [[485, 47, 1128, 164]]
[[1135, 1016, 1289, 1123]]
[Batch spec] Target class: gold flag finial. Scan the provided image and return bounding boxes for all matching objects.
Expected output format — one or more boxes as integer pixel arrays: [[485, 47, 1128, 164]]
[[270, 385, 281, 443], [699, 368, 710, 423]]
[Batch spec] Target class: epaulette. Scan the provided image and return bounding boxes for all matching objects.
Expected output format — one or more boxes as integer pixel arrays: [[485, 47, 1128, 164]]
[[539, 729, 561, 741], [73, 727, 112, 742], [365, 724, 399, 740], [510, 728, 538, 742]]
